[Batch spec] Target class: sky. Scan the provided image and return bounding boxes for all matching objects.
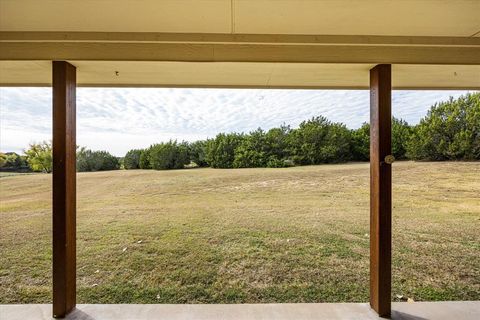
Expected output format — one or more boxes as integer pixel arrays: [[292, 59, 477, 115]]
[[0, 88, 473, 156]]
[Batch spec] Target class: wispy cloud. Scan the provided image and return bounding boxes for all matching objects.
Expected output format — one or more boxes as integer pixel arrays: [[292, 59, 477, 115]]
[[0, 88, 472, 156]]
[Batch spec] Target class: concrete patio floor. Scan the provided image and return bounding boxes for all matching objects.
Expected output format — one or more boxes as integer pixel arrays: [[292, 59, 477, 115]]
[[0, 301, 479, 320]]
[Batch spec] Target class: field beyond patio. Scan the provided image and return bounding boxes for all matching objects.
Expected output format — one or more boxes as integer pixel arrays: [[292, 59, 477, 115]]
[[0, 162, 479, 304]]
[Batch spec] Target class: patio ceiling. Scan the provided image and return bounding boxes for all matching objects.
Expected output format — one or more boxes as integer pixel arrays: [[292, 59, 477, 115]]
[[0, 0, 479, 89], [1, 0, 479, 36], [1, 61, 479, 90]]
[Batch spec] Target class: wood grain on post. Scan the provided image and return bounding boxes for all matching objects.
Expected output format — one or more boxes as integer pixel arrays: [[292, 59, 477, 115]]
[[369, 64, 392, 317], [52, 61, 76, 318]]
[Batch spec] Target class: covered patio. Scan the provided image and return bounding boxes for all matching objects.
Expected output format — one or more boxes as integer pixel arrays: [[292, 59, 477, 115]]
[[2, 301, 479, 320], [0, 0, 479, 319]]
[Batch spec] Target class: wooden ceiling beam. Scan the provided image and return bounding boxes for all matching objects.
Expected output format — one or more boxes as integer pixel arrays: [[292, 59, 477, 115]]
[[1, 32, 479, 65], [1, 32, 479, 46]]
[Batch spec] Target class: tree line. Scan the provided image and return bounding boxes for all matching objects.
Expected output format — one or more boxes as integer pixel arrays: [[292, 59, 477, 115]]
[[0, 144, 120, 173], [124, 93, 479, 170], [1, 93, 478, 173]]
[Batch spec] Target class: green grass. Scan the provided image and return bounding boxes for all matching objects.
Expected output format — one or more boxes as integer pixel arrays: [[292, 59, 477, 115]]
[[0, 162, 479, 304]]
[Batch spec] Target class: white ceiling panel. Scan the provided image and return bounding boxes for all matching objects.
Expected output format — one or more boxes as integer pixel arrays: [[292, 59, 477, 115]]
[[0, 0, 232, 33], [1, 0, 479, 36], [234, 0, 480, 36]]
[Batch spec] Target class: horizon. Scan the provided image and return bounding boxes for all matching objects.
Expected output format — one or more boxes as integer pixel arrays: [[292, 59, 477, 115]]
[[0, 88, 475, 157]]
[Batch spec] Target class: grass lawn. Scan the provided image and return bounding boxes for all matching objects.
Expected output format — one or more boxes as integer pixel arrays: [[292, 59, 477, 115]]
[[0, 172, 36, 178], [0, 162, 479, 304]]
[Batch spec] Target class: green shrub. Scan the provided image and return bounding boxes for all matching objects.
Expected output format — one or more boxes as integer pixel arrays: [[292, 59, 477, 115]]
[[265, 125, 292, 160], [77, 148, 120, 172], [350, 123, 370, 161], [24, 141, 52, 173], [150, 141, 190, 170], [0, 152, 30, 172], [289, 116, 351, 164], [232, 127, 293, 168], [205, 133, 244, 168], [188, 141, 208, 167], [392, 118, 413, 160], [233, 129, 269, 168], [350, 118, 413, 162], [139, 148, 152, 169], [266, 156, 291, 168], [406, 93, 480, 160], [124, 149, 143, 169]]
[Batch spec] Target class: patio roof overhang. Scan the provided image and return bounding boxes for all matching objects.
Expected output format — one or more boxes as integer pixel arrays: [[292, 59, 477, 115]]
[[0, 0, 479, 89], [1, 1, 479, 319]]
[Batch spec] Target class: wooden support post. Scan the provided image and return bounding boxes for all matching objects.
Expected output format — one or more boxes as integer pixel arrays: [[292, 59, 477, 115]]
[[52, 61, 76, 318], [369, 64, 392, 317]]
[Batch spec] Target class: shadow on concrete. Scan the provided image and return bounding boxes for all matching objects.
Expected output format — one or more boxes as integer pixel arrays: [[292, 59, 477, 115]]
[[391, 311, 428, 320], [65, 308, 96, 320]]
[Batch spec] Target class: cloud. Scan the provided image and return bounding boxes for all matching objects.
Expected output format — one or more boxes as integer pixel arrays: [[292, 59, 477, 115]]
[[0, 87, 473, 156]]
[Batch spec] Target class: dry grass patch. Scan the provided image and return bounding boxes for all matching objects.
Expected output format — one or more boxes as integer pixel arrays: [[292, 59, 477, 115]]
[[0, 162, 479, 303]]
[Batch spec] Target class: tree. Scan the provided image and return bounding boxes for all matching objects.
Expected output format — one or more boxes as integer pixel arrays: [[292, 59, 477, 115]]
[[149, 141, 190, 170], [392, 117, 413, 160], [350, 123, 370, 161], [124, 149, 143, 169], [265, 125, 292, 166], [77, 148, 120, 172], [188, 140, 209, 167], [0, 153, 5, 168], [139, 148, 152, 169], [350, 118, 413, 162], [205, 133, 244, 168], [0, 152, 29, 172], [289, 116, 351, 164], [24, 141, 52, 173], [233, 128, 269, 168], [406, 93, 480, 160]]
